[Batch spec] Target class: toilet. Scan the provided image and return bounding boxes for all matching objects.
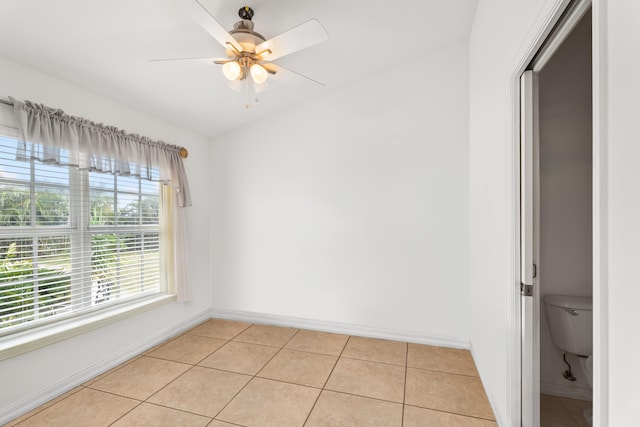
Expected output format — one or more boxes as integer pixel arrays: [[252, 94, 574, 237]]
[[543, 295, 593, 425]]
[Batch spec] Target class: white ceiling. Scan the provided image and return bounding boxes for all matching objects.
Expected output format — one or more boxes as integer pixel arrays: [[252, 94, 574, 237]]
[[0, 0, 478, 137]]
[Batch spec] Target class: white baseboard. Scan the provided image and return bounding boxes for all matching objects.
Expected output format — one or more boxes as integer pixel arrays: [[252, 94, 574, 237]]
[[209, 307, 470, 349], [540, 381, 592, 401], [0, 309, 210, 426]]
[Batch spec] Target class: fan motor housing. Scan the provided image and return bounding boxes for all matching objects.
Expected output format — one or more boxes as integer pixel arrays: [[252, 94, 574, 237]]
[[230, 20, 265, 47]]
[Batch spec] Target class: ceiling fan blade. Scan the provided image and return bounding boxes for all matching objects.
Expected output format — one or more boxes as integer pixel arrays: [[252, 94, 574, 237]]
[[149, 57, 227, 63], [264, 63, 325, 87], [186, 0, 242, 53], [256, 19, 328, 61]]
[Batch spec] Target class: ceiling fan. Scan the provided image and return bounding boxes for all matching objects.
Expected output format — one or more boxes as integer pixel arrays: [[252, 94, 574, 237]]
[[154, 1, 329, 108]]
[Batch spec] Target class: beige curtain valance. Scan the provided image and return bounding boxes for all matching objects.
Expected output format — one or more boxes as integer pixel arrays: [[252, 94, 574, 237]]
[[10, 96, 192, 207], [9, 96, 192, 302]]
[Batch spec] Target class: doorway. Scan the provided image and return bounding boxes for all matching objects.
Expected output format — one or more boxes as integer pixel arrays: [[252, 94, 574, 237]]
[[519, 2, 593, 426]]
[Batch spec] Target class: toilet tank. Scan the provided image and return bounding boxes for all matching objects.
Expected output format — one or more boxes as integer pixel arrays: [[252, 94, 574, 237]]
[[543, 295, 593, 357]]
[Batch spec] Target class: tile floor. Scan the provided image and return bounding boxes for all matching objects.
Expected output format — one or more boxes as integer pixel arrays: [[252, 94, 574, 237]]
[[540, 394, 592, 427], [4, 319, 498, 427]]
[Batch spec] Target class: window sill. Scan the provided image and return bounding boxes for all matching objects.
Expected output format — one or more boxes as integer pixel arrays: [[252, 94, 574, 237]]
[[0, 294, 176, 361]]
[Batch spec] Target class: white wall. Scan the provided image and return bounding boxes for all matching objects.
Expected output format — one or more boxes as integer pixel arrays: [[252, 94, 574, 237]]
[[600, 1, 640, 425], [0, 57, 212, 419], [468, 0, 564, 424], [210, 42, 470, 343], [538, 11, 592, 400]]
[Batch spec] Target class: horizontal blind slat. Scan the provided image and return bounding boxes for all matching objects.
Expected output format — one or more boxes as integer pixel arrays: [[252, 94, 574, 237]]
[[0, 135, 162, 336]]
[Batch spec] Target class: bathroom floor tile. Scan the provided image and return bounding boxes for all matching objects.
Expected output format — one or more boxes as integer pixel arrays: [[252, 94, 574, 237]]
[[408, 343, 479, 376], [233, 324, 298, 347], [216, 377, 320, 427], [145, 334, 226, 364], [405, 368, 495, 420], [540, 394, 582, 427], [403, 405, 498, 427], [147, 366, 251, 417], [540, 394, 591, 427], [325, 357, 405, 403], [257, 349, 337, 388], [198, 340, 278, 375], [305, 390, 402, 427], [187, 318, 252, 340], [560, 396, 592, 427], [342, 336, 407, 366], [12, 388, 138, 427], [110, 402, 211, 427], [284, 329, 349, 356], [88, 356, 191, 400]]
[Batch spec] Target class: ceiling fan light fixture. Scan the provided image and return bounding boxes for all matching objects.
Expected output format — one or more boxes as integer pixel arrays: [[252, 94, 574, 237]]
[[250, 63, 268, 84], [222, 61, 242, 80]]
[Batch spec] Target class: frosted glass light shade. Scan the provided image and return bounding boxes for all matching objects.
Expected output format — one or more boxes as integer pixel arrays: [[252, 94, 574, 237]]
[[222, 61, 242, 80], [250, 64, 268, 84]]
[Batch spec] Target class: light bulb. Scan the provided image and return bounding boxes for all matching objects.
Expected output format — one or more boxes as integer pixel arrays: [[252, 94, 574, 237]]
[[222, 61, 242, 81], [250, 64, 268, 84]]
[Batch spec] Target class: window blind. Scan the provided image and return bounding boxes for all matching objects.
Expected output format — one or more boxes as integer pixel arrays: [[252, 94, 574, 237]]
[[0, 135, 162, 335]]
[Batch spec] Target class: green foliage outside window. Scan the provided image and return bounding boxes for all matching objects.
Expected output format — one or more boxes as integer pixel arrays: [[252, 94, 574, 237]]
[[0, 184, 159, 329], [0, 243, 71, 329]]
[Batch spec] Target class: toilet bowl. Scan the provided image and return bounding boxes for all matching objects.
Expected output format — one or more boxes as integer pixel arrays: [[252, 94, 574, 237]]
[[544, 295, 593, 425], [578, 354, 593, 389], [578, 354, 593, 425]]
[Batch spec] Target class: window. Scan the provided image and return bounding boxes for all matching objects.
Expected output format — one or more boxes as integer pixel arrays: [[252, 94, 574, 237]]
[[0, 135, 162, 336]]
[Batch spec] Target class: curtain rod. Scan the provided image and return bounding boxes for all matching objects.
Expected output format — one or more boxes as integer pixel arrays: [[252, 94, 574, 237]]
[[0, 97, 188, 158]]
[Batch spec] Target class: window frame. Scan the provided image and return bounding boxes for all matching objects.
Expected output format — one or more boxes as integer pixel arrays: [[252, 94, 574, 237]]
[[0, 124, 173, 360]]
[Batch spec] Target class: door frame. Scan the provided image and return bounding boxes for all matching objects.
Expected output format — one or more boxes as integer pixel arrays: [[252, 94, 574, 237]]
[[520, 69, 540, 427], [507, 0, 607, 426]]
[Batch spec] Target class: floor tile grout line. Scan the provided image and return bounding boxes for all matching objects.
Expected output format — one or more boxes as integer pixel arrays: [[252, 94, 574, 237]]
[[206, 419, 246, 427], [210, 326, 301, 423], [403, 403, 498, 422], [138, 361, 254, 422], [302, 334, 352, 426], [320, 388, 405, 406], [127, 353, 194, 368], [191, 364, 256, 378], [133, 362, 199, 406], [83, 355, 143, 387], [82, 384, 146, 402], [151, 321, 256, 365], [141, 338, 231, 367], [144, 329, 190, 355], [275, 345, 345, 358], [339, 354, 407, 368], [405, 364, 482, 379], [106, 399, 145, 426], [185, 318, 253, 341], [228, 338, 286, 349], [252, 327, 300, 378], [121, 400, 216, 423], [232, 323, 300, 348], [4, 386, 86, 427]]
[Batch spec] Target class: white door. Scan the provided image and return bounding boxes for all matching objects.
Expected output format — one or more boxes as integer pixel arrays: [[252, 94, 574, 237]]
[[520, 69, 540, 427]]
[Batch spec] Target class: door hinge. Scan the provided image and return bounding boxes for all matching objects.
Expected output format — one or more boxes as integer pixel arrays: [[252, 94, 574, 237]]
[[521, 283, 533, 297]]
